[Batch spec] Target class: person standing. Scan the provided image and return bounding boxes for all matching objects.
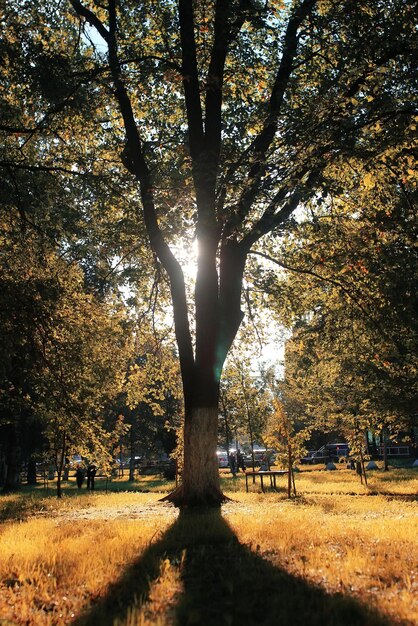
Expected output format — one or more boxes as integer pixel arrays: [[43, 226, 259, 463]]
[[86, 464, 97, 490], [229, 451, 237, 477], [259, 453, 269, 471], [75, 465, 84, 489], [237, 449, 246, 473]]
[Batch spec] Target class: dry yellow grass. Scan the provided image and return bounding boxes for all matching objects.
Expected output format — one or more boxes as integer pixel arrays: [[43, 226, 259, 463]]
[[0, 468, 416, 625], [223, 494, 417, 623], [0, 498, 174, 624]]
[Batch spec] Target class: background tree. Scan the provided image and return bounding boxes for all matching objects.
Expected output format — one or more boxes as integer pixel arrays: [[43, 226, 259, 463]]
[[122, 328, 182, 480], [0, 6, 149, 491], [264, 397, 309, 497], [221, 355, 274, 470], [0, 212, 133, 494], [256, 144, 417, 473]]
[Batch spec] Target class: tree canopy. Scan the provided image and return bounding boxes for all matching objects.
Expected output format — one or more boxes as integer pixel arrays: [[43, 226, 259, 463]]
[[258, 133, 417, 451]]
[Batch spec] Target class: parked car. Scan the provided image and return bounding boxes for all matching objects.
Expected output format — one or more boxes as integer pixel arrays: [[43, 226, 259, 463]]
[[62, 455, 83, 467], [115, 455, 143, 468], [300, 443, 350, 464], [216, 449, 229, 468], [242, 447, 277, 467]]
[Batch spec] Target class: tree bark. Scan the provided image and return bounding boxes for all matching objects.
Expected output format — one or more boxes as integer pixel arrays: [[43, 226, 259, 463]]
[[162, 405, 226, 507]]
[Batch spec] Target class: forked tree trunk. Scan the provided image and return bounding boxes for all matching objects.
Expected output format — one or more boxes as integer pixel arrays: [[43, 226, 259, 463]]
[[163, 405, 225, 507]]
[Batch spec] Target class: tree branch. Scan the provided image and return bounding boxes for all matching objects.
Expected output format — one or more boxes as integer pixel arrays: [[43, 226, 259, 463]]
[[221, 0, 317, 237], [70, 0, 110, 43], [244, 166, 327, 250], [69, 0, 196, 387], [217, 239, 247, 371], [0, 124, 37, 134], [249, 250, 405, 353], [178, 0, 204, 161], [0, 160, 95, 177], [205, 0, 242, 168], [253, 0, 316, 166]]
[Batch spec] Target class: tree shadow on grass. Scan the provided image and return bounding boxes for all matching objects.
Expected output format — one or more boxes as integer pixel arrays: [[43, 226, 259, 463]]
[[73, 508, 392, 626]]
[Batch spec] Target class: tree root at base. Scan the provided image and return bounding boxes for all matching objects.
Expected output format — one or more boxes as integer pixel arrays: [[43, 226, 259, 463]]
[[160, 485, 231, 508]]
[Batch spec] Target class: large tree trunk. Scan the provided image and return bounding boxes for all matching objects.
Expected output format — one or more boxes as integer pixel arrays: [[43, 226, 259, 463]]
[[163, 405, 226, 507], [161, 243, 246, 507]]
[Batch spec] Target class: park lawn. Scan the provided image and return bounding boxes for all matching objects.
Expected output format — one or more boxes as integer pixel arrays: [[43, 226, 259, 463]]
[[0, 467, 416, 626]]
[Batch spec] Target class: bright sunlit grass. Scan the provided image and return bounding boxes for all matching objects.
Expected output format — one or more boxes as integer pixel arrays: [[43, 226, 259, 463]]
[[0, 468, 417, 625]]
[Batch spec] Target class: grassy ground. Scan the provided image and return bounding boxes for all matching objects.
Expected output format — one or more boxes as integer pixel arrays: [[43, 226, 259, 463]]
[[0, 466, 417, 626]]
